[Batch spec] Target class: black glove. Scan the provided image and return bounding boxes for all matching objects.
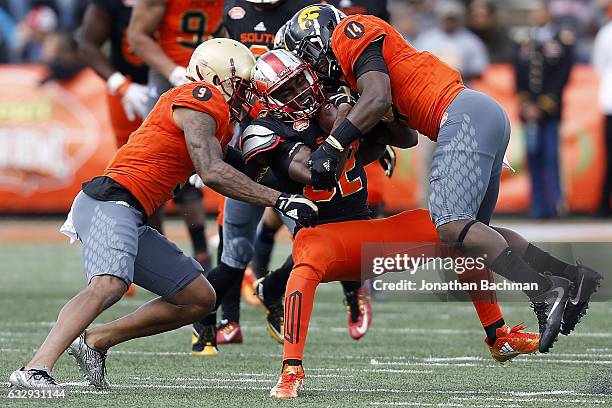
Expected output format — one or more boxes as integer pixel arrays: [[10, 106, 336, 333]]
[[379, 145, 397, 178], [308, 142, 341, 191], [275, 193, 319, 228]]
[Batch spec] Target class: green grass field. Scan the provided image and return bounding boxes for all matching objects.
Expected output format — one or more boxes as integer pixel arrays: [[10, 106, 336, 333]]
[[1, 219, 612, 407]]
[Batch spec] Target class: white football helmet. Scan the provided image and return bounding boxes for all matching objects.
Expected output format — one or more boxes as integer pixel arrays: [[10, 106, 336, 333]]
[[251, 49, 325, 122], [186, 38, 256, 121], [274, 21, 289, 49]]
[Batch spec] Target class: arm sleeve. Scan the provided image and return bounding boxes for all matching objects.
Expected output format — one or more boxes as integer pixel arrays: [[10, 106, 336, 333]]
[[258, 140, 305, 177], [353, 38, 388, 80]]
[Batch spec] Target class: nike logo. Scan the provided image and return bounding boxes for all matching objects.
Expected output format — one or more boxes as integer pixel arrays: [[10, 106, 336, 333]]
[[548, 287, 565, 320], [222, 328, 239, 342], [354, 310, 369, 336], [569, 275, 584, 305]]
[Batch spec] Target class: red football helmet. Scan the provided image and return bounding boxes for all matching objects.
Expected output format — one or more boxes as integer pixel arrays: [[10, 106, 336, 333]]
[[251, 49, 325, 122]]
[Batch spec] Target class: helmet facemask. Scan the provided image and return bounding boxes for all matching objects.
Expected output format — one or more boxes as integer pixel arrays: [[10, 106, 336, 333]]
[[213, 59, 255, 123], [258, 63, 325, 122], [297, 34, 342, 83]]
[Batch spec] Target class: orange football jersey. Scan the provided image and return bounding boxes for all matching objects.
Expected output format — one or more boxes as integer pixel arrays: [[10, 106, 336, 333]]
[[158, 0, 225, 67], [105, 82, 231, 215], [331, 15, 465, 140]]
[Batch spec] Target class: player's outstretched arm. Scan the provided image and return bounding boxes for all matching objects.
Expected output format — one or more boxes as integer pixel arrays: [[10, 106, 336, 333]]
[[178, 108, 318, 226], [342, 70, 392, 136], [128, 0, 176, 79], [78, 4, 114, 80]]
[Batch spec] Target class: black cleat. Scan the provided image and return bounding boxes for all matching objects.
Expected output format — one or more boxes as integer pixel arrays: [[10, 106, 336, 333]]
[[561, 262, 603, 335], [254, 277, 284, 344], [191, 323, 218, 356], [531, 276, 572, 353]]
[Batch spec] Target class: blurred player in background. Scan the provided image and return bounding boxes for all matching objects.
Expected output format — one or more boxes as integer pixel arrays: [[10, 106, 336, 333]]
[[8, 39, 319, 391], [79, 0, 150, 297], [128, 0, 226, 269]]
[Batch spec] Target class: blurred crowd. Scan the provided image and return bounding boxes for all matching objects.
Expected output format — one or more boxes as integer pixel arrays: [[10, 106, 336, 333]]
[[0, 0, 610, 217]]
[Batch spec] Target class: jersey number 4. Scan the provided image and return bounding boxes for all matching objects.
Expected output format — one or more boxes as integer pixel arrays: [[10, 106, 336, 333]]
[[304, 142, 363, 202]]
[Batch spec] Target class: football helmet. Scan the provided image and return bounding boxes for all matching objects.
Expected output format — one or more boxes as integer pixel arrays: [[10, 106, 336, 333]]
[[251, 49, 325, 122], [285, 4, 346, 82], [186, 38, 256, 121], [273, 21, 289, 49]]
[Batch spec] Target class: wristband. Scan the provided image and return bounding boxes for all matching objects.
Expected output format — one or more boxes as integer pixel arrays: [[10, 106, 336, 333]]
[[107, 72, 127, 94], [330, 118, 363, 148]]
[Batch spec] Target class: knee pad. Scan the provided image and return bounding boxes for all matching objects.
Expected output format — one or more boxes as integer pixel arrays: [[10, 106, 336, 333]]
[[221, 236, 254, 269]]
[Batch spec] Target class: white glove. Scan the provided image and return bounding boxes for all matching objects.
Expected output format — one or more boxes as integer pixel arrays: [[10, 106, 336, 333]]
[[189, 174, 205, 188], [122, 83, 149, 121], [168, 66, 189, 87], [107, 72, 149, 121]]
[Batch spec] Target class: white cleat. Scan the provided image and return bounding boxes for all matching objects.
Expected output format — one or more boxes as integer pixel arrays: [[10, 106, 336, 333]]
[[66, 332, 110, 390], [9, 367, 63, 390]]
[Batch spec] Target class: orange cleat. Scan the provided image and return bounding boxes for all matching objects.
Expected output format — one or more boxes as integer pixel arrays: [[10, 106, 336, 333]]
[[216, 320, 243, 344], [241, 267, 261, 306], [270, 364, 304, 399], [346, 286, 372, 340], [124, 284, 137, 297], [486, 323, 539, 363]]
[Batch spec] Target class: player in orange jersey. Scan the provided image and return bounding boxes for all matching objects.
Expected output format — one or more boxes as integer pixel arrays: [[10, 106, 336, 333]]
[[8, 39, 318, 391], [128, 0, 226, 270], [283, 4, 602, 355]]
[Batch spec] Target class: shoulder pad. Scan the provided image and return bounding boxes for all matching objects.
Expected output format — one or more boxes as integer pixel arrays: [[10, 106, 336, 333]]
[[240, 124, 281, 163]]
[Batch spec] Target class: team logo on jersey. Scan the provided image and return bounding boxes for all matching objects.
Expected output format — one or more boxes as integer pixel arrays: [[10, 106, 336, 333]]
[[254, 21, 267, 32], [228, 6, 246, 20], [193, 86, 212, 101], [344, 21, 365, 39], [293, 119, 310, 132]]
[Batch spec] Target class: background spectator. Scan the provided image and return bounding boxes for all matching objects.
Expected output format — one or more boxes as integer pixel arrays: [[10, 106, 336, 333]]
[[14, 5, 58, 62], [468, 0, 513, 63], [593, 0, 612, 216], [415, 0, 490, 84], [514, 0, 575, 219]]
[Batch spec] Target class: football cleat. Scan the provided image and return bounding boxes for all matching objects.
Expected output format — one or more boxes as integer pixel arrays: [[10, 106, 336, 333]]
[[123, 283, 137, 297], [66, 332, 110, 390], [216, 320, 243, 344], [192, 323, 218, 356], [254, 277, 284, 344], [9, 368, 63, 390], [485, 323, 539, 363], [241, 267, 261, 306], [561, 262, 603, 335], [270, 364, 304, 399], [531, 276, 572, 353], [345, 286, 372, 340]]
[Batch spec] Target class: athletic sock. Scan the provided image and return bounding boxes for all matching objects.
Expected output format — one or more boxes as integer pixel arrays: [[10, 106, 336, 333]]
[[341, 281, 361, 294], [188, 225, 208, 255], [523, 243, 576, 281], [490, 248, 552, 299], [200, 311, 216, 326], [221, 279, 241, 323], [283, 359, 302, 367], [253, 224, 277, 278], [484, 318, 505, 344], [206, 262, 246, 310], [263, 256, 294, 300]]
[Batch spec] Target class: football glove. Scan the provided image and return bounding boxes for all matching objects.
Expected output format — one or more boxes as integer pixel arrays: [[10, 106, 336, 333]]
[[275, 194, 318, 228], [107, 72, 149, 121], [169, 66, 189, 87], [189, 174, 205, 189], [379, 146, 397, 178], [308, 141, 341, 191]]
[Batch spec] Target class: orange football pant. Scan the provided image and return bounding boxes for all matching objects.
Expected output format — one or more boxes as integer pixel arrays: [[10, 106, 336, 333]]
[[283, 209, 503, 362]]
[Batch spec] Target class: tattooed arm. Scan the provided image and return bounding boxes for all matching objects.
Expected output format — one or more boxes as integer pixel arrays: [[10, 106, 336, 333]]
[[175, 107, 282, 207], [128, 0, 177, 79]]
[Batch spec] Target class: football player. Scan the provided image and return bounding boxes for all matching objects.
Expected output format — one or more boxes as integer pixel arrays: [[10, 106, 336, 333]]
[[209, 0, 321, 346], [283, 4, 602, 353], [79, 0, 150, 297], [232, 49, 538, 399], [127, 0, 226, 269], [8, 39, 318, 391]]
